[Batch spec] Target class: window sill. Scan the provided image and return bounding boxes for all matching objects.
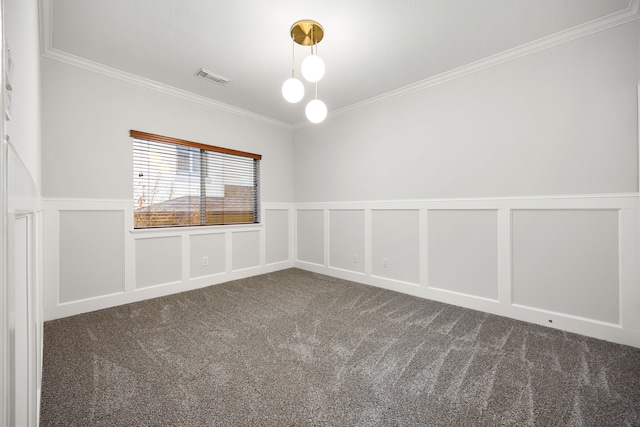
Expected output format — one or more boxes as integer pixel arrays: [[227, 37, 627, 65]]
[[129, 222, 263, 235]]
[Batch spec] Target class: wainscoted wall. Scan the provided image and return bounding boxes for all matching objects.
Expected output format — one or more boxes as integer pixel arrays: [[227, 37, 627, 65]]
[[294, 194, 640, 348], [43, 199, 294, 320], [44, 193, 640, 348]]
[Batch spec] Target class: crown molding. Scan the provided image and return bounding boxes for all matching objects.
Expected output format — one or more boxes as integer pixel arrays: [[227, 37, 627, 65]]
[[39, 1, 292, 130], [307, 0, 640, 127], [40, 0, 639, 132], [41, 48, 293, 130]]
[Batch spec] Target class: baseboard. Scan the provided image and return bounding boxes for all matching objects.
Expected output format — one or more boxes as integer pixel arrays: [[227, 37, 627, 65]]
[[44, 261, 294, 321], [295, 262, 640, 349]]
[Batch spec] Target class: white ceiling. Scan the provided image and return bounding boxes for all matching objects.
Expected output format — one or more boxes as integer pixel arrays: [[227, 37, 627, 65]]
[[43, 0, 637, 126]]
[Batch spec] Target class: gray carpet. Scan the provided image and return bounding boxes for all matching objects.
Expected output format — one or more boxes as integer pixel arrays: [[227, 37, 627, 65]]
[[40, 268, 640, 426]]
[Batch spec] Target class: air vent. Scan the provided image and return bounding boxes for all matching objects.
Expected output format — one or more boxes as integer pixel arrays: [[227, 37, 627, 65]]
[[195, 68, 230, 86]]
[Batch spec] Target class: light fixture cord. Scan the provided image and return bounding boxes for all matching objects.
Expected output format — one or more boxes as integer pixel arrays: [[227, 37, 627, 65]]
[[310, 24, 317, 56], [315, 35, 318, 56], [313, 25, 318, 100], [291, 39, 295, 78]]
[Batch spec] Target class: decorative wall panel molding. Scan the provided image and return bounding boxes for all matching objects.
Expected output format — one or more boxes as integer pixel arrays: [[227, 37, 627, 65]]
[[512, 209, 619, 323], [58, 210, 124, 302], [428, 209, 499, 300], [329, 210, 365, 274], [296, 209, 325, 266], [43, 199, 294, 320], [294, 194, 640, 348], [371, 209, 420, 284], [42, 195, 640, 347]]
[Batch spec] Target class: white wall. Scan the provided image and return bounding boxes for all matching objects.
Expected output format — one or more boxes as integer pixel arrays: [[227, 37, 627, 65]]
[[292, 21, 640, 348], [41, 59, 294, 202], [294, 21, 639, 202], [5, 0, 41, 190], [3, 0, 43, 425], [41, 58, 296, 320]]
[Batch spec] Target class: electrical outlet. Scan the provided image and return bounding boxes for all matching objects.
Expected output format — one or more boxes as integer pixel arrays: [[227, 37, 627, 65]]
[[383, 258, 388, 268], [353, 253, 358, 263], [202, 256, 209, 266]]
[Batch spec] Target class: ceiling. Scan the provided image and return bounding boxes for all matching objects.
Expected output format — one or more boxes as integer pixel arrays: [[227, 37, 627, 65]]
[[43, 0, 637, 126]]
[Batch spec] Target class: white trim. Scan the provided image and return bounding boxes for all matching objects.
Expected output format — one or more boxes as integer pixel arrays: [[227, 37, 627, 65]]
[[294, 0, 640, 128], [41, 48, 292, 131], [189, 269, 227, 282], [321, 265, 367, 278], [425, 209, 432, 288], [497, 208, 512, 305], [45, 264, 286, 320], [419, 208, 429, 289], [264, 259, 292, 269], [180, 234, 189, 284], [289, 208, 295, 267], [290, 207, 297, 268], [510, 303, 621, 328], [293, 194, 640, 212], [55, 289, 126, 307], [39, 3, 290, 130], [230, 264, 264, 275], [39, 0, 640, 130], [294, 259, 325, 269], [39, 52, 290, 132], [0, 2, 9, 420], [34, 210, 43, 427], [130, 222, 263, 236], [43, 199, 296, 320], [619, 208, 640, 331], [296, 0, 640, 128], [41, 194, 640, 348], [323, 209, 329, 267], [293, 192, 640, 207], [363, 209, 372, 277], [293, 193, 640, 348], [26, 213, 37, 427], [369, 273, 421, 288], [428, 285, 500, 304]]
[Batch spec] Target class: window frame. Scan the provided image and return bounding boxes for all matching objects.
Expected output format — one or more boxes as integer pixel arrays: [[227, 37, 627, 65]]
[[131, 130, 262, 229]]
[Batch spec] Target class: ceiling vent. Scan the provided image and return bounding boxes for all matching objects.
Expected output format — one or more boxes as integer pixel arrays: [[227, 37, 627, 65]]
[[195, 68, 229, 86]]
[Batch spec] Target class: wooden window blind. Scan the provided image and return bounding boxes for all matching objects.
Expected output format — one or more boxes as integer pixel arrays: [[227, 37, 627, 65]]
[[131, 130, 261, 228]]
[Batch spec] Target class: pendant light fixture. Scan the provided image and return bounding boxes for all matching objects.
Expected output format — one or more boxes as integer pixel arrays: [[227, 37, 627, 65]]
[[281, 37, 304, 103], [305, 84, 327, 124], [282, 19, 327, 124]]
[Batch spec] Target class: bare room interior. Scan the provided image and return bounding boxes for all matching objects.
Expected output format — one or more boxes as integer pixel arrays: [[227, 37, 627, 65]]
[[1, 0, 640, 425]]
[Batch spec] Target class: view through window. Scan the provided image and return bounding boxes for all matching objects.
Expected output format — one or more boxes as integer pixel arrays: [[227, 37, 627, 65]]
[[131, 130, 261, 228]]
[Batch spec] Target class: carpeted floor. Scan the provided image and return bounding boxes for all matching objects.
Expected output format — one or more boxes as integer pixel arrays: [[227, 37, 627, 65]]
[[40, 268, 640, 426]]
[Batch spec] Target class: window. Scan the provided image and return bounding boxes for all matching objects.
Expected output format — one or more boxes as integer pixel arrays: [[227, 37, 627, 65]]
[[131, 130, 261, 228]]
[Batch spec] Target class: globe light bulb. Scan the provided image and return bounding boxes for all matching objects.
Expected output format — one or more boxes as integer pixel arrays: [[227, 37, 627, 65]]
[[301, 54, 325, 83], [281, 78, 304, 103], [305, 99, 327, 123]]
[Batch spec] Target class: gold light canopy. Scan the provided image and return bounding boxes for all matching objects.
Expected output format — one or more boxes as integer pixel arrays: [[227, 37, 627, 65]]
[[290, 20, 324, 46]]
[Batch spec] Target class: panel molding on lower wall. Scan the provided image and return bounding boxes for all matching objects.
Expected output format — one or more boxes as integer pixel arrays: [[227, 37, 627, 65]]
[[294, 193, 640, 348], [43, 195, 640, 348], [43, 199, 295, 320]]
